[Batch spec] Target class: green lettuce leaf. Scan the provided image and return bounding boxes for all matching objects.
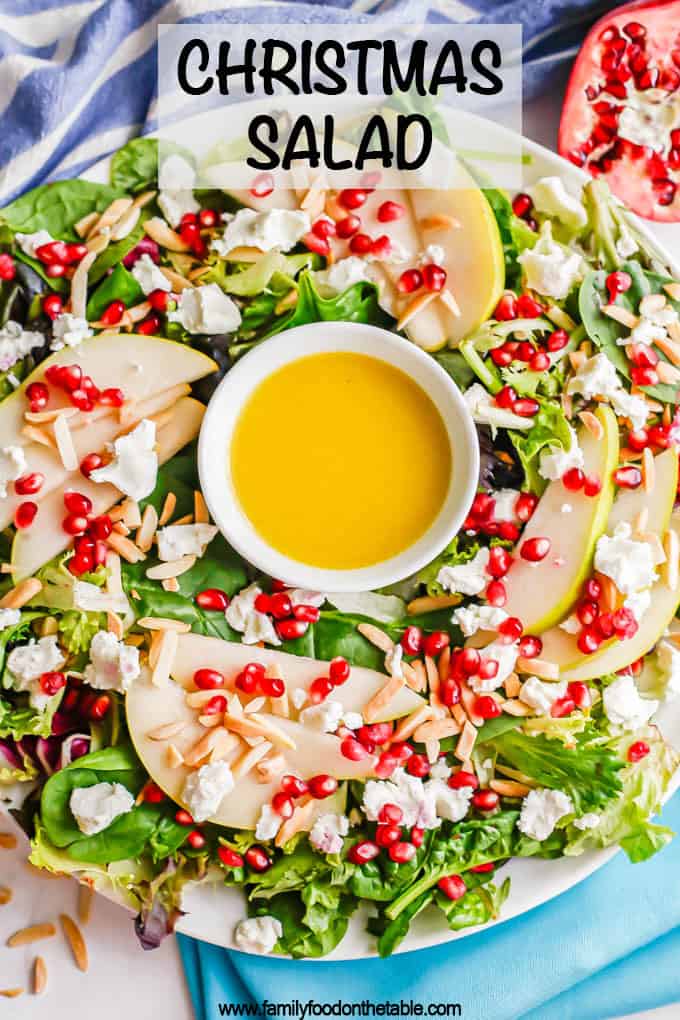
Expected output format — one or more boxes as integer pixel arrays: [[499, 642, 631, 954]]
[[509, 400, 574, 493]]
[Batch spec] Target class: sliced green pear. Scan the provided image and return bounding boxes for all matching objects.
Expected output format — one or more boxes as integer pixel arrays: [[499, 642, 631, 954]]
[[558, 517, 680, 683], [126, 671, 364, 829], [11, 397, 204, 580], [170, 633, 424, 723], [501, 405, 619, 634], [0, 334, 216, 450]]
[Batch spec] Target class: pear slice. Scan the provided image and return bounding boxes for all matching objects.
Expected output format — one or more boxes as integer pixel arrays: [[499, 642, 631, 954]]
[[170, 633, 424, 723], [500, 405, 619, 635], [0, 334, 216, 451], [10, 397, 204, 580], [126, 670, 365, 829]]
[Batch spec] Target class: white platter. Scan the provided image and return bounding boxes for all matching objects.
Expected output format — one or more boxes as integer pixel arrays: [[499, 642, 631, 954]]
[[51, 107, 680, 958]]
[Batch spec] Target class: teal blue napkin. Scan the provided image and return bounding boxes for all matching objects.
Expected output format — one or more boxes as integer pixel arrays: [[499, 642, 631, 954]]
[[178, 793, 680, 1020]]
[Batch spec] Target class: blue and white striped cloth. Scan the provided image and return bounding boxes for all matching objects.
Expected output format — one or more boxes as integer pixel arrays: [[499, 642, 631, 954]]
[[0, 0, 612, 206]]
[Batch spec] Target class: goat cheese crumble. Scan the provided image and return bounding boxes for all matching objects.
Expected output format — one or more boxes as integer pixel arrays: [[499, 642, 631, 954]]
[[213, 208, 310, 256], [437, 547, 490, 596], [315, 256, 373, 295], [89, 418, 158, 501], [0, 320, 44, 371], [594, 522, 658, 596], [538, 425, 583, 482], [51, 313, 93, 351], [517, 222, 583, 300], [602, 675, 658, 730], [83, 630, 140, 693], [15, 229, 54, 258], [255, 804, 282, 841], [452, 603, 508, 637], [469, 639, 519, 694], [492, 489, 520, 522], [70, 782, 135, 836], [520, 676, 568, 715], [182, 760, 235, 823], [0, 445, 26, 499], [0, 608, 21, 631], [309, 813, 349, 854], [131, 253, 172, 295], [532, 177, 588, 230], [225, 583, 280, 646], [518, 788, 574, 841], [7, 635, 65, 709], [156, 523, 218, 562], [168, 283, 241, 334], [234, 916, 282, 955], [567, 353, 648, 431], [157, 154, 200, 227]]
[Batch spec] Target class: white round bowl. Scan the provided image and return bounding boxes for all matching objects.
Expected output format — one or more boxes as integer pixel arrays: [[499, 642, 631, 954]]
[[198, 321, 479, 592]]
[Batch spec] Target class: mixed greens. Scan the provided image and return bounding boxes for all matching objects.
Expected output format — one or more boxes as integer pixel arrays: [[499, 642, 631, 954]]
[[0, 135, 679, 960]]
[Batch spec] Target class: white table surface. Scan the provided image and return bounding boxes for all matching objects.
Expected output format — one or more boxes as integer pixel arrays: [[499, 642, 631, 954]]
[[2, 68, 678, 1020]]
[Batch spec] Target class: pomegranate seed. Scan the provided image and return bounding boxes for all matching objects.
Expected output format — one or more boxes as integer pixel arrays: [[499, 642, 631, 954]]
[[397, 268, 423, 294], [631, 365, 659, 386], [143, 782, 165, 804], [583, 474, 602, 497], [64, 490, 92, 516], [308, 774, 338, 799], [329, 656, 350, 685], [148, 288, 171, 312], [36, 241, 70, 264], [0, 253, 15, 280], [515, 341, 535, 363], [499, 521, 520, 541], [175, 809, 194, 826], [280, 775, 308, 798], [605, 270, 633, 303], [486, 580, 507, 607], [186, 831, 206, 853], [336, 214, 361, 239], [250, 172, 274, 198], [490, 346, 513, 367], [100, 300, 125, 326], [406, 754, 430, 778], [218, 846, 244, 868], [495, 385, 517, 410], [518, 634, 542, 658], [547, 329, 569, 352], [551, 695, 576, 718], [498, 618, 522, 647], [627, 740, 650, 763], [303, 231, 330, 257], [472, 492, 495, 520], [87, 515, 111, 541], [520, 536, 551, 562], [470, 862, 495, 874], [349, 233, 372, 256], [577, 599, 599, 627], [179, 221, 206, 257], [196, 588, 230, 611], [423, 631, 449, 658], [438, 875, 467, 901], [309, 676, 333, 704], [261, 674, 285, 698], [562, 467, 585, 491], [627, 428, 649, 452], [622, 21, 646, 40], [276, 619, 309, 640], [293, 604, 320, 623], [272, 792, 294, 819], [487, 546, 512, 578], [422, 263, 447, 292], [80, 453, 103, 478], [193, 668, 225, 690], [389, 841, 416, 864], [411, 826, 425, 848], [370, 234, 392, 259], [99, 387, 124, 408], [268, 592, 291, 619], [648, 425, 671, 449], [137, 314, 161, 335], [357, 722, 389, 747], [348, 840, 380, 864], [516, 294, 544, 318], [529, 350, 550, 372], [577, 627, 602, 655], [62, 513, 88, 536], [338, 188, 368, 210], [512, 193, 533, 218], [42, 293, 63, 319], [307, 218, 335, 243], [254, 593, 271, 613], [583, 578, 601, 601], [376, 200, 405, 223], [341, 737, 370, 761], [458, 647, 481, 676], [597, 613, 616, 639], [26, 381, 49, 411], [567, 681, 591, 709], [494, 293, 518, 320], [513, 398, 540, 418], [376, 824, 401, 847], [442, 677, 461, 707], [45, 262, 66, 278], [614, 465, 642, 489], [14, 472, 44, 497], [448, 770, 478, 790], [474, 695, 502, 720], [401, 626, 423, 655], [515, 492, 538, 522], [374, 751, 399, 779], [613, 607, 638, 639], [88, 694, 111, 720], [203, 694, 227, 716], [244, 846, 271, 872], [378, 803, 403, 825], [472, 789, 499, 811], [40, 671, 66, 696], [67, 552, 93, 576]]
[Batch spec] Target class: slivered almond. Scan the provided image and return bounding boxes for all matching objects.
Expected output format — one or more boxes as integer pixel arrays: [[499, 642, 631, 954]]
[[578, 410, 604, 439], [183, 727, 230, 767], [0, 886, 12, 904], [232, 740, 273, 778], [187, 689, 222, 708], [224, 712, 296, 749], [642, 446, 655, 493], [266, 665, 289, 717], [425, 738, 440, 763], [33, 955, 47, 995], [107, 611, 124, 639], [640, 293, 667, 316], [407, 593, 461, 615], [602, 303, 638, 328], [256, 753, 287, 783], [21, 423, 57, 448], [165, 743, 185, 768], [144, 216, 190, 251], [438, 646, 451, 686], [138, 616, 191, 633], [663, 529, 679, 591], [0, 833, 17, 849], [438, 288, 461, 317], [663, 281, 680, 301], [419, 213, 459, 230], [414, 717, 460, 742], [53, 413, 78, 471], [0, 577, 42, 609], [147, 720, 187, 741], [459, 681, 483, 726], [454, 720, 477, 761], [596, 572, 619, 613], [451, 704, 467, 726], [24, 406, 78, 425], [162, 577, 180, 594], [396, 290, 438, 331], [489, 778, 531, 797], [407, 659, 426, 693], [504, 673, 521, 698], [113, 521, 130, 536], [276, 798, 314, 847], [244, 696, 266, 714], [146, 555, 196, 580], [70, 249, 98, 320], [364, 672, 405, 723], [392, 704, 434, 743], [7, 922, 56, 947], [148, 630, 163, 670], [78, 884, 94, 925], [171, 513, 193, 526], [159, 492, 177, 526], [120, 498, 142, 529], [208, 731, 240, 763], [657, 361, 680, 384], [275, 289, 298, 314], [568, 350, 586, 371], [357, 622, 393, 652], [194, 490, 209, 523], [151, 629, 178, 687], [517, 656, 560, 680], [502, 698, 533, 716], [0, 988, 23, 999], [158, 266, 194, 291], [60, 914, 88, 971], [107, 531, 146, 563], [109, 205, 141, 241], [88, 197, 133, 238], [561, 391, 573, 420], [75, 211, 100, 237]]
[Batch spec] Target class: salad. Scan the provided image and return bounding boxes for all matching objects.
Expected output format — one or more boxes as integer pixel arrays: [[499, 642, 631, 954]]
[[0, 131, 679, 960]]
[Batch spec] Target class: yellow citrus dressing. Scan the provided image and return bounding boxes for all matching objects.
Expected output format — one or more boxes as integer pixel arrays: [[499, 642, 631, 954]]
[[230, 351, 452, 569]]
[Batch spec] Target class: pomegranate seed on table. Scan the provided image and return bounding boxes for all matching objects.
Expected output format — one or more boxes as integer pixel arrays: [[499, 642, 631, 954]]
[[448, 770, 478, 790], [516, 294, 544, 318], [547, 329, 569, 351], [245, 846, 271, 872], [39, 671, 66, 696], [422, 263, 447, 292], [627, 740, 650, 763], [389, 841, 416, 864], [309, 676, 333, 704], [614, 465, 642, 489], [397, 268, 423, 294], [474, 695, 502, 720], [338, 188, 368, 210], [520, 536, 551, 562], [438, 875, 467, 901], [406, 754, 430, 778], [494, 293, 518, 320], [276, 619, 309, 640], [423, 631, 449, 657], [0, 253, 15, 280], [551, 695, 576, 718], [329, 656, 350, 685], [378, 803, 403, 825], [272, 792, 294, 819], [193, 668, 225, 690], [194, 588, 230, 612], [376, 824, 402, 848], [472, 789, 499, 812], [308, 774, 338, 799], [567, 681, 592, 709], [348, 841, 380, 865], [280, 775, 308, 798], [486, 580, 507, 607], [218, 846, 244, 868]]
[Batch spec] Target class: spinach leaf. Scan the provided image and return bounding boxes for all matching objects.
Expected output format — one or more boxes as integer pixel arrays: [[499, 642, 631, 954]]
[[256, 889, 357, 959], [481, 188, 535, 289], [435, 875, 510, 931], [110, 138, 159, 193], [579, 261, 680, 405], [86, 264, 143, 320], [434, 350, 475, 391], [1, 181, 123, 240], [89, 219, 146, 285], [376, 890, 433, 957]]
